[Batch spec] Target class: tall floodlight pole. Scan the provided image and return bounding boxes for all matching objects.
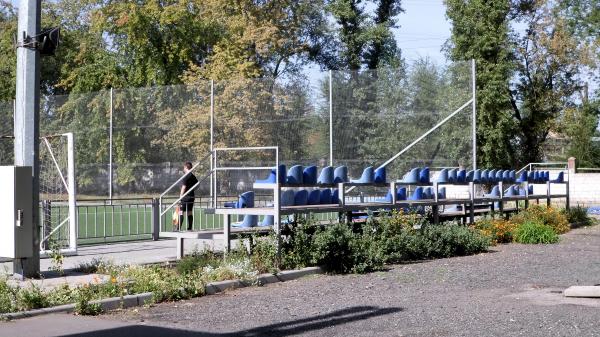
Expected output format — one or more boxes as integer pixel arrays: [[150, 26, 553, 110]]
[[14, 0, 42, 278], [471, 59, 477, 170], [329, 70, 333, 167]]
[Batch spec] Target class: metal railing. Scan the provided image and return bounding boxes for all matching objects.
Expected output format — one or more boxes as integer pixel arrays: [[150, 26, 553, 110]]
[[516, 162, 568, 174], [158, 152, 214, 233]]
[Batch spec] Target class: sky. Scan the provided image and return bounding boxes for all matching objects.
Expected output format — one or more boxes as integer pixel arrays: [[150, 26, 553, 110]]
[[394, 0, 450, 64]]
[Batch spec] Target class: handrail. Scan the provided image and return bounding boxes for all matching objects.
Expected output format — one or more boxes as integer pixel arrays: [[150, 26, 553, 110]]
[[346, 99, 473, 194], [159, 151, 213, 199], [160, 170, 213, 217], [516, 162, 567, 174], [212, 146, 279, 210]]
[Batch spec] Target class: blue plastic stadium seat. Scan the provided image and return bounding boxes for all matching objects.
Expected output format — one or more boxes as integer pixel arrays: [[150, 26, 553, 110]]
[[402, 167, 420, 184], [374, 167, 386, 183], [256, 164, 286, 184], [484, 185, 500, 198], [495, 170, 503, 183], [487, 169, 496, 183], [502, 170, 510, 183], [307, 189, 320, 205], [422, 187, 431, 199], [331, 189, 340, 204], [516, 171, 528, 183], [435, 168, 449, 183], [544, 171, 550, 182], [504, 185, 517, 196], [438, 187, 446, 199], [236, 215, 258, 228], [319, 189, 332, 204], [509, 170, 516, 183], [281, 189, 295, 206], [317, 166, 334, 184], [457, 169, 466, 183], [294, 189, 309, 206], [550, 172, 564, 183], [466, 170, 474, 182], [397, 187, 407, 200], [224, 191, 255, 208], [352, 166, 374, 183], [231, 191, 257, 228], [473, 169, 481, 183], [260, 190, 295, 226], [448, 168, 457, 183], [303, 166, 317, 185], [480, 169, 489, 183], [409, 187, 424, 200], [419, 167, 430, 184], [286, 165, 304, 185], [333, 166, 348, 183], [527, 171, 535, 183], [518, 184, 533, 196]]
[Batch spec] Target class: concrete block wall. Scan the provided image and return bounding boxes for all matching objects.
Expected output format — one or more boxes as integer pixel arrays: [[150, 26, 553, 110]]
[[569, 172, 600, 207]]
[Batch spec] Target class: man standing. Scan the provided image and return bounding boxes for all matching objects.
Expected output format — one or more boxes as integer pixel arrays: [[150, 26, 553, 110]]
[[180, 162, 198, 231]]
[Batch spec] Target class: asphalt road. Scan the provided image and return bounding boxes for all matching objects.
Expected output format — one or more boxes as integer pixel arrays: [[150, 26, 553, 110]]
[[2, 224, 599, 337]]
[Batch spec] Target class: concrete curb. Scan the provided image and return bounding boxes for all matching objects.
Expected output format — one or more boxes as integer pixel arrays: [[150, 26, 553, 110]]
[[1, 266, 323, 320]]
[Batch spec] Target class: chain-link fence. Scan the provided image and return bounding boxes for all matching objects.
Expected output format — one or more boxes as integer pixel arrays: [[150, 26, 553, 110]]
[[1, 60, 476, 199]]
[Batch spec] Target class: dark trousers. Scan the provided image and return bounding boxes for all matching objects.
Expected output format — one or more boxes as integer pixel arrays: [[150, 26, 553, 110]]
[[179, 199, 194, 230]]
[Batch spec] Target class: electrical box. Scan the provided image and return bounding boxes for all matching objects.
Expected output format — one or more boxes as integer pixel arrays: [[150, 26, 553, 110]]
[[0, 166, 33, 258]]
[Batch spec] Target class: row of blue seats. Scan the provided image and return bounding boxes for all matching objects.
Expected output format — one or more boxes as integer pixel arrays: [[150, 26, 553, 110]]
[[381, 186, 447, 202], [400, 167, 565, 185], [227, 189, 341, 227], [257, 164, 388, 185], [485, 184, 535, 198]]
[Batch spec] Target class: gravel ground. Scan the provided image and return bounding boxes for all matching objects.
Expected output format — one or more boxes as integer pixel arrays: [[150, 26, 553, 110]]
[[99, 224, 600, 337]]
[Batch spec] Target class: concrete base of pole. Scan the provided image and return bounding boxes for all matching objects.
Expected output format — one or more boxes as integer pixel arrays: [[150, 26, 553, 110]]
[[563, 286, 600, 298]]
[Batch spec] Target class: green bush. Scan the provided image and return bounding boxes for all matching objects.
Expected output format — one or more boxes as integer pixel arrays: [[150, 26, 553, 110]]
[[514, 221, 559, 244], [74, 285, 102, 316], [511, 205, 569, 234], [563, 206, 595, 227], [312, 222, 356, 273], [419, 224, 490, 258], [349, 228, 385, 273], [177, 250, 220, 275], [280, 222, 317, 270], [16, 284, 49, 311], [250, 233, 279, 274], [0, 278, 16, 314]]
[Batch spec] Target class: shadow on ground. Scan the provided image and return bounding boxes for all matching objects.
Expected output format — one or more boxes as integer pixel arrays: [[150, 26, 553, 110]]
[[59, 305, 403, 337]]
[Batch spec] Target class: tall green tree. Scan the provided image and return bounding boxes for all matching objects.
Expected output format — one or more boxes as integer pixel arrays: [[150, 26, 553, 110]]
[[328, 0, 404, 70], [445, 0, 516, 168]]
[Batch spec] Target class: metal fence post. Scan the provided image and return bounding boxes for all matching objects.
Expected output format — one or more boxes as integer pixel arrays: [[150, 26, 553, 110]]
[[471, 59, 477, 170], [109, 87, 113, 203], [329, 70, 333, 167], [152, 198, 160, 241]]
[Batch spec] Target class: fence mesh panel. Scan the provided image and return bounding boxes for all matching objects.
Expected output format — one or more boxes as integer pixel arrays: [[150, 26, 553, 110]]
[[0, 100, 13, 165], [213, 76, 328, 196], [1, 60, 475, 199], [331, 60, 473, 179], [112, 84, 211, 197]]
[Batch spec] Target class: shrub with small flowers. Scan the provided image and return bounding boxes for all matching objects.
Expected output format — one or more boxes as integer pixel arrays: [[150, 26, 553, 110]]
[[471, 218, 518, 244]]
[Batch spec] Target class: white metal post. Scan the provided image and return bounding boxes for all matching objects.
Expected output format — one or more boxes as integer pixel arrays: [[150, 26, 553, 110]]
[[329, 70, 333, 167], [108, 87, 113, 202], [65, 133, 77, 252], [471, 59, 477, 170], [14, 0, 41, 278], [210, 80, 214, 200]]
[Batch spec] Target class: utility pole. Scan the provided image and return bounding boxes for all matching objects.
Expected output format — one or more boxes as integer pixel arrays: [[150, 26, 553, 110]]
[[14, 0, 42, 278]]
